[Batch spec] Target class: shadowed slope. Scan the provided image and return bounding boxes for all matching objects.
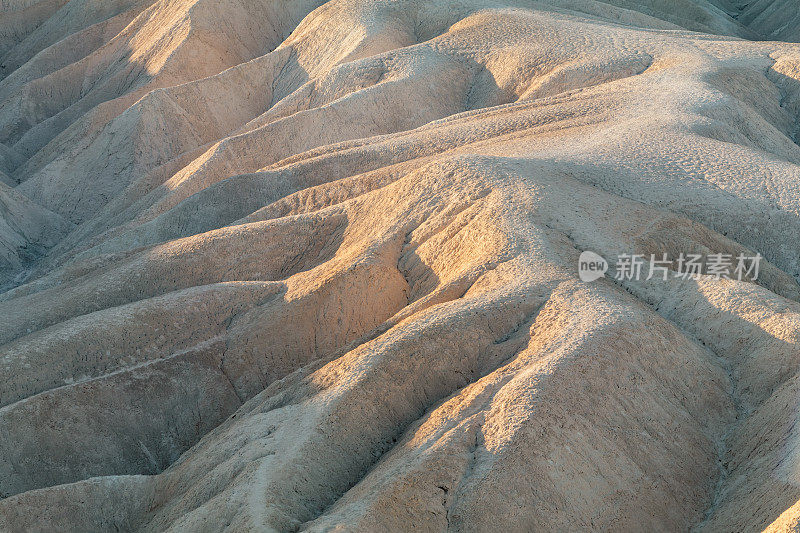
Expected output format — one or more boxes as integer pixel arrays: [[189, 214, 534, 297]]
[[2, 0, 800, 531]]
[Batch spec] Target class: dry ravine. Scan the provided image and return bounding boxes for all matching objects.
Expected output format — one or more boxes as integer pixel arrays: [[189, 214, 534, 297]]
[[1, 0, 800, 531]]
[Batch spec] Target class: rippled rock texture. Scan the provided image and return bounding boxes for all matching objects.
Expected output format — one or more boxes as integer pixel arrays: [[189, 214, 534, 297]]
[[1, 0, 800, 530]]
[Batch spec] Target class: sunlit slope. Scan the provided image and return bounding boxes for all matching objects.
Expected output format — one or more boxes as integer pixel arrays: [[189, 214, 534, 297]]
[[1, 0, 800, 531]]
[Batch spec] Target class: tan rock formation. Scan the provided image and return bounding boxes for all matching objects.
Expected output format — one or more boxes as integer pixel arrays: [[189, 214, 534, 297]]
[[1, 0, 800, 531]]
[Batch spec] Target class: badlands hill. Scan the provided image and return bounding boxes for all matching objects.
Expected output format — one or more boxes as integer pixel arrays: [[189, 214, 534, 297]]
[[1, 0, 800, 531]]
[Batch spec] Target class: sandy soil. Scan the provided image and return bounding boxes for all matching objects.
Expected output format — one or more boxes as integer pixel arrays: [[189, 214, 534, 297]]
[[1, 0, 800, 531]]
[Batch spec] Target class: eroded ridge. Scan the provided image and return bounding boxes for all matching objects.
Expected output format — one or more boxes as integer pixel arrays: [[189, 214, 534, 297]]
[[1, 0, 800, 531]]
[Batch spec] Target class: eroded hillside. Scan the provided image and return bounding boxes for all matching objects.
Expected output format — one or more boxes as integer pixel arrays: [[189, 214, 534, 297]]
[[1, 0, 800, 531]]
